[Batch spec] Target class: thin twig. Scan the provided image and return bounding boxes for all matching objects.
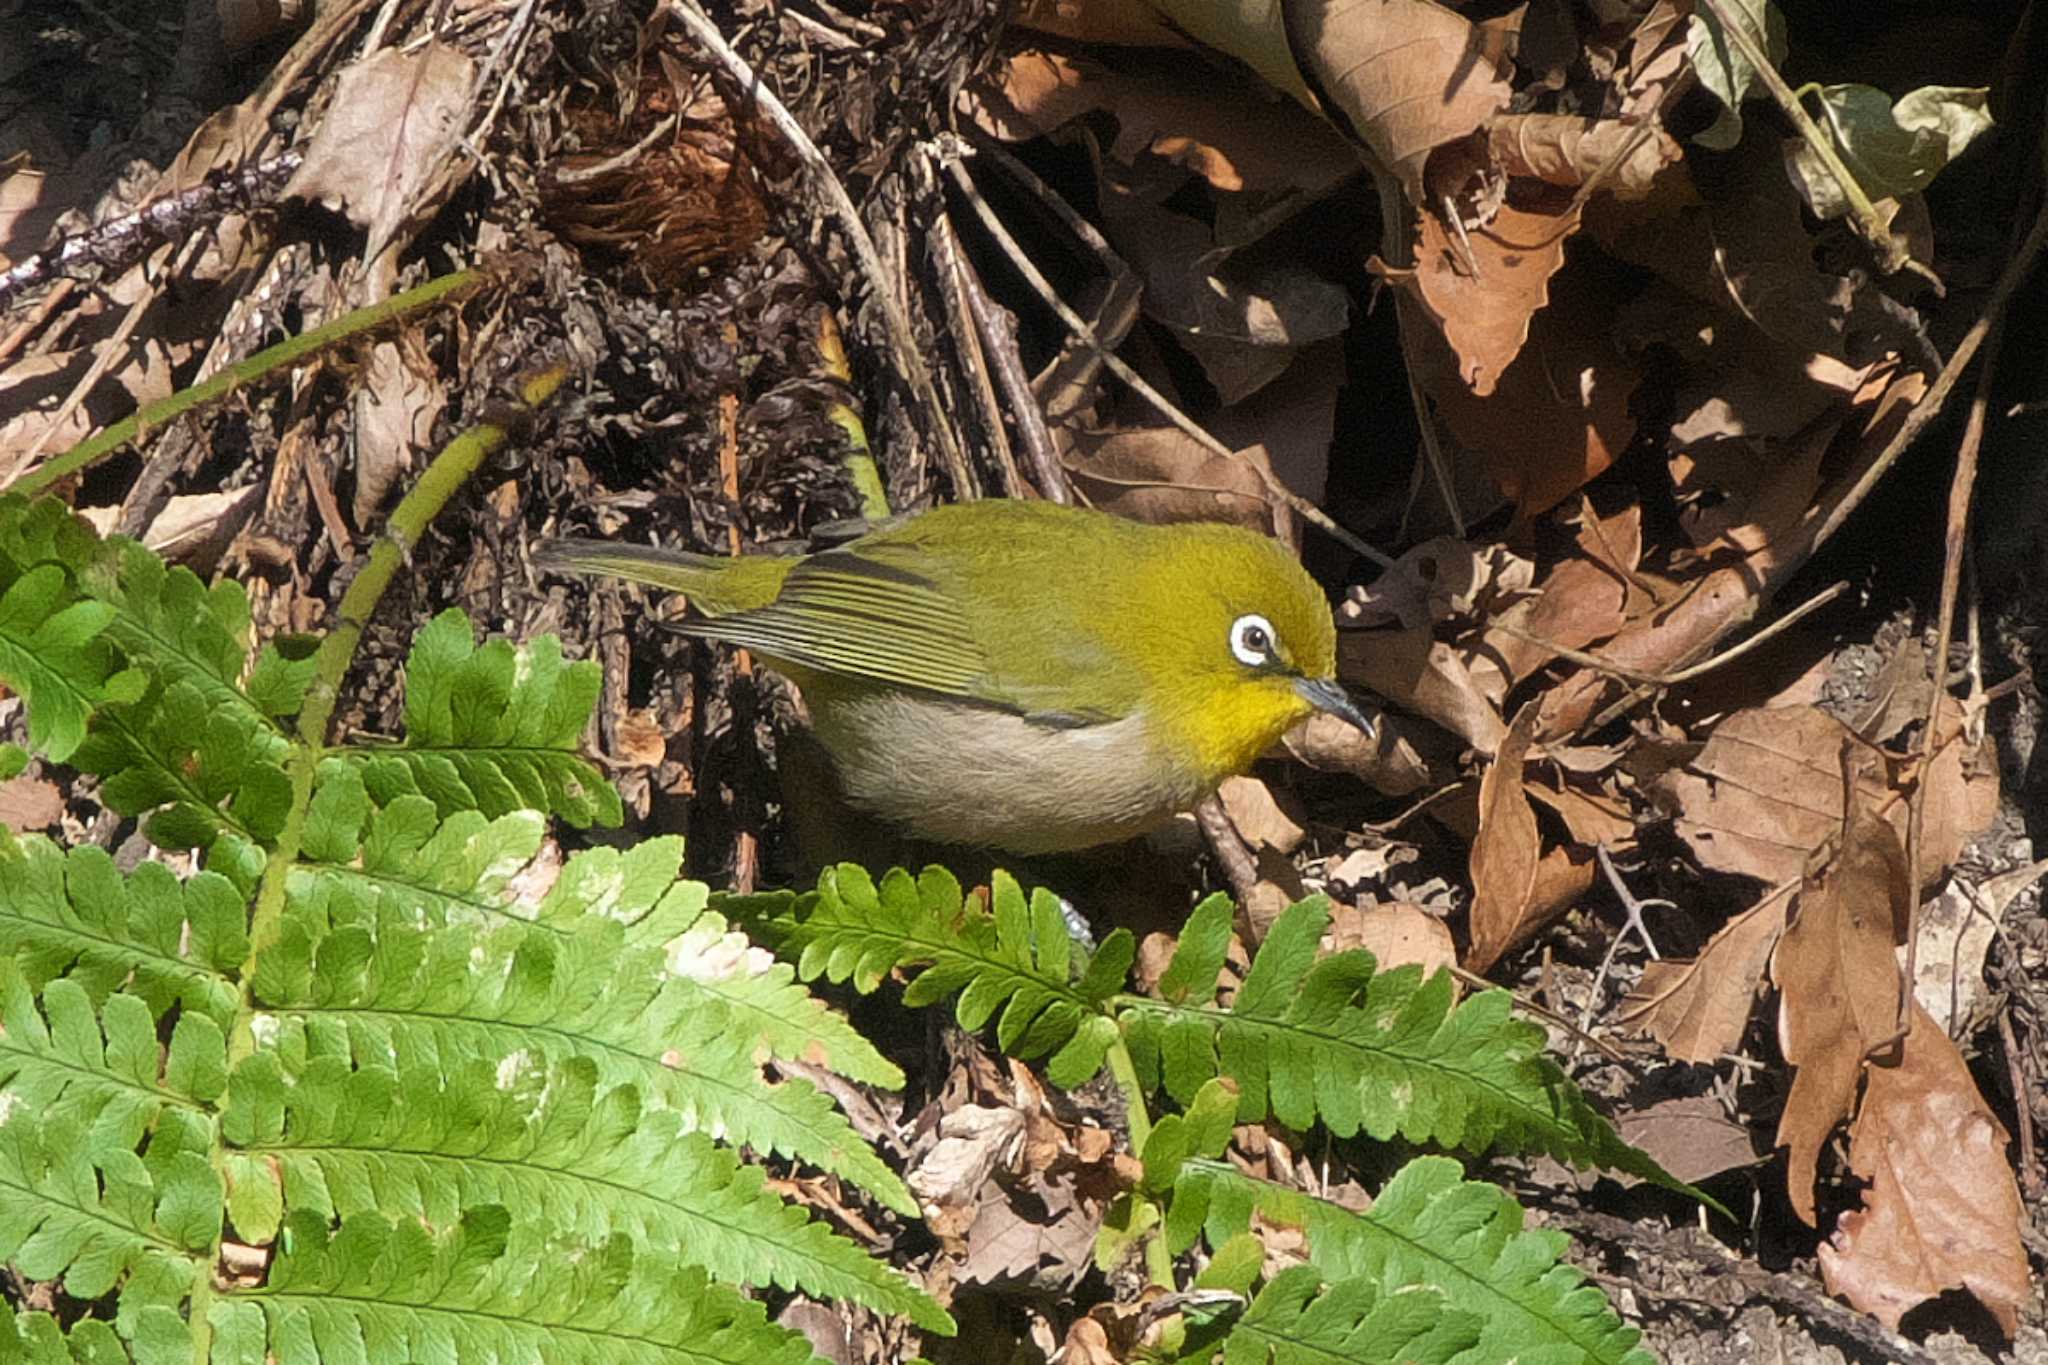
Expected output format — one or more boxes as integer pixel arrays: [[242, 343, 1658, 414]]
[[1446, 964, 1631, 1065], [1694, 0, 1935, 288], [1804, 176, 2048, 564], [1998, 1009, 2042, 1200], [949, 203, 1070, 504], [1488, 580, 1849, 688], [1575, 844, 1673, 1055], [664, 0, 971, 496], [927, 191, 1018, 497], [936, 138, 1395, 570], [1195, 795, 1264, 945], [1900, 317, 2002, 1031]]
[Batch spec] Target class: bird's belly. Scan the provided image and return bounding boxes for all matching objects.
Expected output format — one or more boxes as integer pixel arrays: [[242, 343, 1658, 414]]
[[807, 688, 1207, 854]]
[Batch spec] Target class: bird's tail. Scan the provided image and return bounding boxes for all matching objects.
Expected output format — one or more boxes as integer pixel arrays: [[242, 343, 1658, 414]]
[[531, 538, 790, 615]]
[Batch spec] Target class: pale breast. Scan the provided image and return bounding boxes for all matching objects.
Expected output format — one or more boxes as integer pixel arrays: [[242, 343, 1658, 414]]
[[806, 688, 1210, 854]]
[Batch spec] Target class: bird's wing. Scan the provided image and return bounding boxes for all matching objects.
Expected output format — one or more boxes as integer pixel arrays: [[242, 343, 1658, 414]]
[[676, 542, 994, 699]]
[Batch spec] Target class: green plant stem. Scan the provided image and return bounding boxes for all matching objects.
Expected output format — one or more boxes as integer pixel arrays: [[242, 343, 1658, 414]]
[[830, 406, 892, 523], [1693, 0, 1934, 287], [296, 363, 571, 750], [1104, 1034, 1176, 1288], [6, 268, 484, 499], [236, 364, 573, 999]]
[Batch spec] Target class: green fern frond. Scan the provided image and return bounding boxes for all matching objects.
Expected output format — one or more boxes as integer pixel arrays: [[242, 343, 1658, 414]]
[[220, 1048, 945, 1329], [0, 503, 951, 1355], [338, 609, 621, 829], [0, 562, 127, 765], [253, 893, 915, 1213], [1200, 1264, 1482, 1365], [0, 502, 301, 852], [72, 673, 294, 850], [209, 1208, 822, 1364], [766, 864, 1130, 1087], [0, 841, 243, 1024], [0, 971, 215, 1312], [1173, 1156, 1652, 1365], [1123, 896, 1687, 1192]]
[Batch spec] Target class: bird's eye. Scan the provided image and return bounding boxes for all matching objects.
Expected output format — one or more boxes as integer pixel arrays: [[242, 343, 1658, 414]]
[[1230, 613, 1276, 666]]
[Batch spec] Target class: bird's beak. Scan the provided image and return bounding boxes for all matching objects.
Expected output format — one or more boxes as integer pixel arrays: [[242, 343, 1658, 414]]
[[1294, 675, 1376, 738]]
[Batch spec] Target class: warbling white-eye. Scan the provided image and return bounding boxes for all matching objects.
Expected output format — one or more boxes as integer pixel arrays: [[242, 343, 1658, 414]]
[[536, 499, 1373, 854]]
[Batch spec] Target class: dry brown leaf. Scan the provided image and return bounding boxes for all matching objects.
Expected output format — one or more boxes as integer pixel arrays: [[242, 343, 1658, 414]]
[[1056, 1317, 1121, 1365], [0, 774, 62, 833], [1564, 498, 1648, 603], [1915, 857, 2048, 1034], [1467, 702, 1595, 972], [909, 1105, 1025, 1213], [1772, 799, 1908, 1227], [1619, 890, 1788, 1063], [1590, 135, 1852, 365], [966, 49, 1357, 195], [1487, 114, 1690, 201], [1099, 163, 1350, 404], [1850, 635, 1933, 745], [1063, 425, 1279, 536], [1338, 624, 1508, 755], [1401, 259, 1640, 522], [1218, 776, 1305, 855], [75, 487, 261, 572], [957, 1171, 1098, 1290], [350, 337, 446, 527], [1819, 1004, 2030, 1335], [286, 44, 478, 248], [1015, 0, 1190, 46], [1291, 0, 1510, 200], [1616, 1095, 1763, 1185], [1655, 701, 1997, 892], [1323, 902, 1457, 984], [1528, 780, 1634, 847], [1207, 340, 1345, 520], [1469, 500, 1648, 695], [1378, 195, 1581, 399], [1282, 709, 1441, 799], [1658, 706, 1872, 888], [1475, 555, 1626, 691], [1534, 365, 1925, 741], [1343, 536, 1534, 632]]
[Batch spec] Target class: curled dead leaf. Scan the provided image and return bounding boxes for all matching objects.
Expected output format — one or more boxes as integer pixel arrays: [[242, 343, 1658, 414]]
[[1292, 0, 1511, 200], [1487, 114, 1690, 202], [1772, 800, 1908, 1227], [1820, 1005, 2029, 1336], [1323, 901, 1458, 986], [1467, 702, 1595, 972], [1619, 889, 1788, 1064]]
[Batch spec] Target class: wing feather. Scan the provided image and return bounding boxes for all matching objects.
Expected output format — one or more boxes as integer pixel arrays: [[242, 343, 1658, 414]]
[[673, 547, 992, 698]]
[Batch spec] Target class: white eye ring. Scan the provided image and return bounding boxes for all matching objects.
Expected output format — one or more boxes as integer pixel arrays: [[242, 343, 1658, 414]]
[[1230, 613, 1277, 667]]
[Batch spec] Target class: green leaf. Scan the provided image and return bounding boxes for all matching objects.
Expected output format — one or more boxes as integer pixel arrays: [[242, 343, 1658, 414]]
[[776, 865, 1118, 1085], [1179, 1158, 1652, 1365], [234, 1209, 827, 1364], [1787, 84, 1993, 220], [223, 1047, 948, 1332], [0, 564, 117, 763], [1122, 897, 1697, 1196], [1214, 1264, 1480, 1365], [349, 608, 621, 828], [1686, 0, 1788, 151], [0, 840, 243, 1024]]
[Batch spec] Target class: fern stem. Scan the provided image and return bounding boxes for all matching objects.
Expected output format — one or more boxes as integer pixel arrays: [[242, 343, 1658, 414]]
[[5, 267, 485, 499], [1104, 1034, 1175, 1288], [297, 363, 571, 749]]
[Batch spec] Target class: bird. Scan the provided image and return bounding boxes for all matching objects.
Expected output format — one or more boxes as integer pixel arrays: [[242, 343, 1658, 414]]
[[535, 498, 1373, 854]]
